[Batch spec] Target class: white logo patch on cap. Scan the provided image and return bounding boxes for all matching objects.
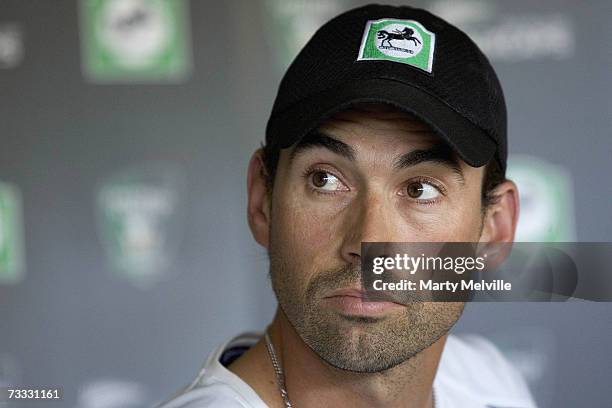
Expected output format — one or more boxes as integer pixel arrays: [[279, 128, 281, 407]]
[[357, 18, 436, 73]]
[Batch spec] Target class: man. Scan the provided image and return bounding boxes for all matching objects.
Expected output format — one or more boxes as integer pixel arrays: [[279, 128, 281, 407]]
[[160, 4, 536, 408]]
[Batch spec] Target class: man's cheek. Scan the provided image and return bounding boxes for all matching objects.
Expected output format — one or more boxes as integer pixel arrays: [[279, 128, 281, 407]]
[[395, 206, 482, 242], [434, 205, 483, 241], [280, 188, 337, 231], [290, 210, 337, 257], [278, 204, 341, 269]]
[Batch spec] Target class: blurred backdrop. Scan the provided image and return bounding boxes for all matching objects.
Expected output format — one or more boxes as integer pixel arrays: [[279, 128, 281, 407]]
[[0, 0, 611, 407]]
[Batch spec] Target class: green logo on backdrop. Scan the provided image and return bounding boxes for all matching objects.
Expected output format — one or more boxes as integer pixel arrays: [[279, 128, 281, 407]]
[[80, 0, 191, 82], [357, 19, 436, 73], [264, 0, 348, 70], [507, 156, 575, 242], [0, 182, 25, 284], [96, 163, 185, 288]]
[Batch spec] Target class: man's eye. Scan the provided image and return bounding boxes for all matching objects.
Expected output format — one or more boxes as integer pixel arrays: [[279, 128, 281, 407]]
[[404, 181, 440, 200], [310, 171, 346, 191]]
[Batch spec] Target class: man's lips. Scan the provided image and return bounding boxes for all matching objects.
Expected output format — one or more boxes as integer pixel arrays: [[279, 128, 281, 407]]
[[326, 288, 368, 299], [322, 288, 404, 316]]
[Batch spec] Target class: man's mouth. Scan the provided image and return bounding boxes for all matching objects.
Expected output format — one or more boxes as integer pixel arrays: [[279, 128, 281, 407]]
[[322, 288, 405, 317]]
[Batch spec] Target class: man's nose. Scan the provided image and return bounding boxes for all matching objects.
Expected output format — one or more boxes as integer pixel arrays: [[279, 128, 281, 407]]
[[339, 194, 403, 265]]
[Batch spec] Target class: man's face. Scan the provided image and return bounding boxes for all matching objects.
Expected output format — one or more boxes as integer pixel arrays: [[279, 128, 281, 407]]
[[267, 104, 486, 373]]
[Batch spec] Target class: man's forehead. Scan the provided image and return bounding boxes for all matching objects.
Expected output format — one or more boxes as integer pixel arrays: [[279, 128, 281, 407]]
[[286, 103, 468, 178], [283, 103, 474, 183], [316, 103, 442, 149]]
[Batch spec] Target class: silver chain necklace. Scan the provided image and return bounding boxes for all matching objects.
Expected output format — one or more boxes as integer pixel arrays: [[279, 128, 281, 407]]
[[264, 330, 436, 408], [264, 330, 293, 408]]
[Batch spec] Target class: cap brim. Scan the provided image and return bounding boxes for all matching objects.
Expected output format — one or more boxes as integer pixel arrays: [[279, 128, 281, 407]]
[[267, 78, 496, 168]]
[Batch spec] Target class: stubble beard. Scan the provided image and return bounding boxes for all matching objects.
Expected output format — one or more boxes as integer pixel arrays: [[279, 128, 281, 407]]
[[269, 245, 465, 373]]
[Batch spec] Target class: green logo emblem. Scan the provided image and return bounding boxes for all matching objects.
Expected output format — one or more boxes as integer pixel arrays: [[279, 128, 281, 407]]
[[96, 163, 186, 288], [264, 0, 347, 71], [507, 155, 575, 242], [0, 182, 25, 285], [357, 19, 436, 73], [79, 0, 191, 82]]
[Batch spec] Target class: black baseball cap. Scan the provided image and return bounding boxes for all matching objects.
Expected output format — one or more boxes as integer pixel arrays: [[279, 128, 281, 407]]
[[265, 4, 507, 172]]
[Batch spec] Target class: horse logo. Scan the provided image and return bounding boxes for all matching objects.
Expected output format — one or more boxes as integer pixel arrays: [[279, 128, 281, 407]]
[[357, 19, 436, 73], [376, 27, 422, 51]]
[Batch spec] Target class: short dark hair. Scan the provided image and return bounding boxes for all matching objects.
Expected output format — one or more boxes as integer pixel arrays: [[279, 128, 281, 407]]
[[481, 159, 506, 208], [261, 140, 506, 209]]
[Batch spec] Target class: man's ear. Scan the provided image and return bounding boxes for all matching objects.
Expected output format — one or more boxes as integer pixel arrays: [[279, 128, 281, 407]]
[[480, 180, 520, 243], [247, 149, 272, 249]]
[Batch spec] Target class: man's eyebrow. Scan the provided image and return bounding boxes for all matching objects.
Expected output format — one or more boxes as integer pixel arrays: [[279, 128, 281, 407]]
[[393, 144, 465, 183], [289, 131, 356, 163], [288, 132, 464, 183]]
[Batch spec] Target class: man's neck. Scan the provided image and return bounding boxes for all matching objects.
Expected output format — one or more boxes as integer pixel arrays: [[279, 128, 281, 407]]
[[229, 309, 445, 408]]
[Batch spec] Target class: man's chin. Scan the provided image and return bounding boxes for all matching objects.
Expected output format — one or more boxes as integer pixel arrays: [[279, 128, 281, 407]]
[[297, 312, 416, 373], [305, 328, 418, 374], [293, 301, 463, 374]]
